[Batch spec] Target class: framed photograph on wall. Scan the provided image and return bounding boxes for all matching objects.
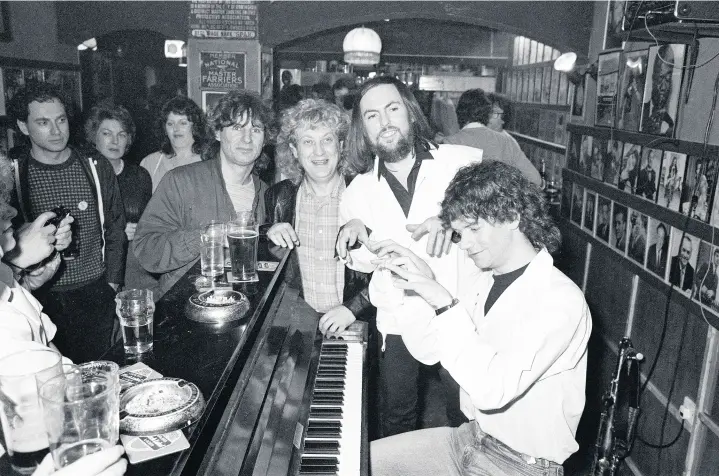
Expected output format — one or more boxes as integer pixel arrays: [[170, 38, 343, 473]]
[[668, 228, 699, 295], [634, 147, 663, 202], [692, 241, 719, 311], [595, 50, 622, 127], [584, 191, 596, 233], [641, 43, 687, 136], [596, 196, 611, 242], [202, 91, 227, 113], [571, 184, 584, 226], [570, 75, 586, 118], [657, 151, 686, 211], [603, 139, 623, 186], [646, 218, 669, 278], [610, 203, 629, 254], [627, 209, 648, 265], [604, 0, 626, 50], [616, 49, 649, 132]]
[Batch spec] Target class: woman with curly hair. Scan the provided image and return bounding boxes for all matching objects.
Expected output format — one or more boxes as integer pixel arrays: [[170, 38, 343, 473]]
[[140, 96, 207, 191], [263, 98, 373, 335]]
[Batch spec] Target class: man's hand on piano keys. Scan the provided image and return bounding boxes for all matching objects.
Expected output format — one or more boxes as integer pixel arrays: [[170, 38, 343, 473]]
[[319, 305, 357, 338]]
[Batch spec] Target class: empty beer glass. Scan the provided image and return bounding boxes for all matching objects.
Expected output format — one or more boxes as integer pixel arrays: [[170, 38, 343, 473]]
[[227, 218, 259, 282], [115, 289, 155, 354], [200, 221, 225, 277], [0, 349, 63, 474], [39, 371, 118, 469]]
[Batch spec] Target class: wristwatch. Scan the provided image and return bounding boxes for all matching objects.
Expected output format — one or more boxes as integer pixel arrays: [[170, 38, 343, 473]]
[[435, 298, 459, 316]]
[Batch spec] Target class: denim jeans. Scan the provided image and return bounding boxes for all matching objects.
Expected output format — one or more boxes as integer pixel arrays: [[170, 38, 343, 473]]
[[371, 420, 564, 476], [378, 334, 419, 437]]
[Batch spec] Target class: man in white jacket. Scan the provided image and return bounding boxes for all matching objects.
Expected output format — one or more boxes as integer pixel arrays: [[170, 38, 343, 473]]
[[370, 161, 592, 475], [335, 76, 482, 437]]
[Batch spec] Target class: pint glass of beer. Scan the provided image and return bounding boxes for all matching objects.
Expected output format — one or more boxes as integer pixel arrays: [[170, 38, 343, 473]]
[[227, 218, 259, 282], [0, 349, 63, 474]]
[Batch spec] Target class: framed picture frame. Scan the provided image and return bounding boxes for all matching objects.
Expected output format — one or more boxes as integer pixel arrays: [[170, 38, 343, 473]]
[[595, 49, 622, 127], [202, 90, 227, 113], [571, 75, 587, 119], [604, 0, 626, 50], [640, 43, 687, 137]]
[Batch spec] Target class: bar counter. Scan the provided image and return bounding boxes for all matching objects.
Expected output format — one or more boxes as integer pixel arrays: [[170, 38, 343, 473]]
[[1, 242, 293, 476], [109, 243, 291, 475]]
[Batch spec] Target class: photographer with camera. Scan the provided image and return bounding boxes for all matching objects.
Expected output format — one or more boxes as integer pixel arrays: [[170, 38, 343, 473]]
[[8, 83, 126, 364]]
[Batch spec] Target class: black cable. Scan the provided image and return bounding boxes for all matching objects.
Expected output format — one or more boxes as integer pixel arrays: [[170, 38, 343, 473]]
[[637, 419, 684, 449]]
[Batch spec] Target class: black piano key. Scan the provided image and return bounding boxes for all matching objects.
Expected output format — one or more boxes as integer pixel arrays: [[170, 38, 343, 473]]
[[309, 407, 343, 419], [303, 440, 341, 455], [314, 380, 344, 389], [306, 427, 341, 438], [312, 396, 344, 405]]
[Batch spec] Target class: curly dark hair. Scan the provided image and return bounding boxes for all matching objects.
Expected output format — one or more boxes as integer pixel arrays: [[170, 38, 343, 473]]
[[159, 96, 207, 155], [455, 88, 492, 129], [84, 102, 136, 154], [439, 161, 561, 253], [8, 82, 68, 124], [276, 99, 349, 185], [345, 76, 435, 175], [205, 90, 276, 174]]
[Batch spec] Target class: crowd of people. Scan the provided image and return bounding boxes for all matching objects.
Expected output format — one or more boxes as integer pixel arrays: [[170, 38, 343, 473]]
[[0, 76, 591, 476]]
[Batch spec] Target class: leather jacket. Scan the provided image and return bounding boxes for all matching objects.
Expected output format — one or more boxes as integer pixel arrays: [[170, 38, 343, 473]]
[[263, 179, 373, 319]]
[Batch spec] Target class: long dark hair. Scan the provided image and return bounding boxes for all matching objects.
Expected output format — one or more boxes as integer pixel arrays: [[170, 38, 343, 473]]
[[159, 96, 207, 155], [345, 76, 434, 175]]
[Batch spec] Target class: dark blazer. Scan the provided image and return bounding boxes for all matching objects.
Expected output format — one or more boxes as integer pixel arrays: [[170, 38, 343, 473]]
[[669, 256, 694, 291], [262, 179, 373, 319]]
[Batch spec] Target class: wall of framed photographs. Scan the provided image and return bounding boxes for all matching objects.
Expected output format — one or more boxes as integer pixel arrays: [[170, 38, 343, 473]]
[[554, 4, 719, 475], [501, 35, 573, 191]]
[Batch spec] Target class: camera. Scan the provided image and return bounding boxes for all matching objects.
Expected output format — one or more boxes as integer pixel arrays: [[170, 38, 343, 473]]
[[46, 206, 70, 228], [46, 206, 79, 260]]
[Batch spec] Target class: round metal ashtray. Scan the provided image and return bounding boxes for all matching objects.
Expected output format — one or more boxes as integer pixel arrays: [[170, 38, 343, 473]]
[[119, 377, 205, 436], [185, 289, 250, 323]]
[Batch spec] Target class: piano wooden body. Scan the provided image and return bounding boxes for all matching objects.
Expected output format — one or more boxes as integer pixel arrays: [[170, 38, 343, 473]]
[[89, 244, 369, 476]]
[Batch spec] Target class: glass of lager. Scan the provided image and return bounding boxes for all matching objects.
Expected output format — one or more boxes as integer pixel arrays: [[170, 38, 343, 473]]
[[0, 349, 63, 474], [227, 218, 259, 282]]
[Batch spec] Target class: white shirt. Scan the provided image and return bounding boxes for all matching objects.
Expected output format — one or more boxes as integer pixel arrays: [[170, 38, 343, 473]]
[[401, 249, 592, 464], [0, 262, 58, 361], [340, 144, 483, 342]]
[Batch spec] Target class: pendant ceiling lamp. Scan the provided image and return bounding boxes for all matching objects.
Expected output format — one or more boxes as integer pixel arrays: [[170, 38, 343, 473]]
[[343, 26, 382, 66]]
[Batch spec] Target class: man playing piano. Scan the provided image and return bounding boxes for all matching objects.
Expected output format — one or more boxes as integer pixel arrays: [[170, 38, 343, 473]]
[[371, 161, 592, 475]]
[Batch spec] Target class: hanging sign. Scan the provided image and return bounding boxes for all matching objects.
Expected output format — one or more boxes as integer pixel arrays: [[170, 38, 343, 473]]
[[189, 0, 258, 40], [200, 52, 246, 90]]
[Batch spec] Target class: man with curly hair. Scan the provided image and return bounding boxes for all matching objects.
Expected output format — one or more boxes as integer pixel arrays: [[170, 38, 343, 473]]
[[264, 99, 373, 335], [371, 161, 592, 476], [134, 90, 273, 298]]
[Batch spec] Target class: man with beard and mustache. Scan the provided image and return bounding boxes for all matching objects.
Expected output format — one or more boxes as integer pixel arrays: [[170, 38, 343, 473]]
[[335, 76, 483, 437]]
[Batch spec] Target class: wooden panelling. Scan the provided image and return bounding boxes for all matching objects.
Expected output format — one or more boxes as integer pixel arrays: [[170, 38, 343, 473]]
[[633, 281, 708, 410], [697, 426, 719, 476], [555, 221, 587, 287], [630, 394, 690, 476], [585, 244, 632, 344]]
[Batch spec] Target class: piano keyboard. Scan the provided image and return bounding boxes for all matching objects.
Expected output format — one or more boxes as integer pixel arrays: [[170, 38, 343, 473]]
[[299, 339, 364, 476]]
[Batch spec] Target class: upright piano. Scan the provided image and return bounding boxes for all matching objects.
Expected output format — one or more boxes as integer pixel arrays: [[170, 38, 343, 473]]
[[97, 244, 369, 476]]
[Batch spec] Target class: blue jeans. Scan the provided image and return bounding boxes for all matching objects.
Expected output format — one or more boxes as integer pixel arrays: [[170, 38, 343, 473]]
[[371, 420, 564, 476]]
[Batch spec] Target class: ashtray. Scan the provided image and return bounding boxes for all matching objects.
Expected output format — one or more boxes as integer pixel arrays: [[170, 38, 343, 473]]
[[185, 289, 250, 323], [119, 377, 205, 436]]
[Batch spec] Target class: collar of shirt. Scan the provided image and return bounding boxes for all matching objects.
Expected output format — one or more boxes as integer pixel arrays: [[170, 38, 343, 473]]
[[375, 141, 434, 181], [462, 122, 487, 130], [300, 176, 345, 201]]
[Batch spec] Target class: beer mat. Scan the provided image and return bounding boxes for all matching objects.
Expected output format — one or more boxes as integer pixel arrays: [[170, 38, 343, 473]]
[[257, 261, 279, 272], [119, 362, 163, 391], [226, 271, 259, 283], [119, 431, 189, 464]]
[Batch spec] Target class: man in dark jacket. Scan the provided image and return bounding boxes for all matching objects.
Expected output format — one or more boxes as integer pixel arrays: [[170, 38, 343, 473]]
[[265, 98, 372, 334], [8, 82, 126, 363], [134, 90, 272, 299]]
